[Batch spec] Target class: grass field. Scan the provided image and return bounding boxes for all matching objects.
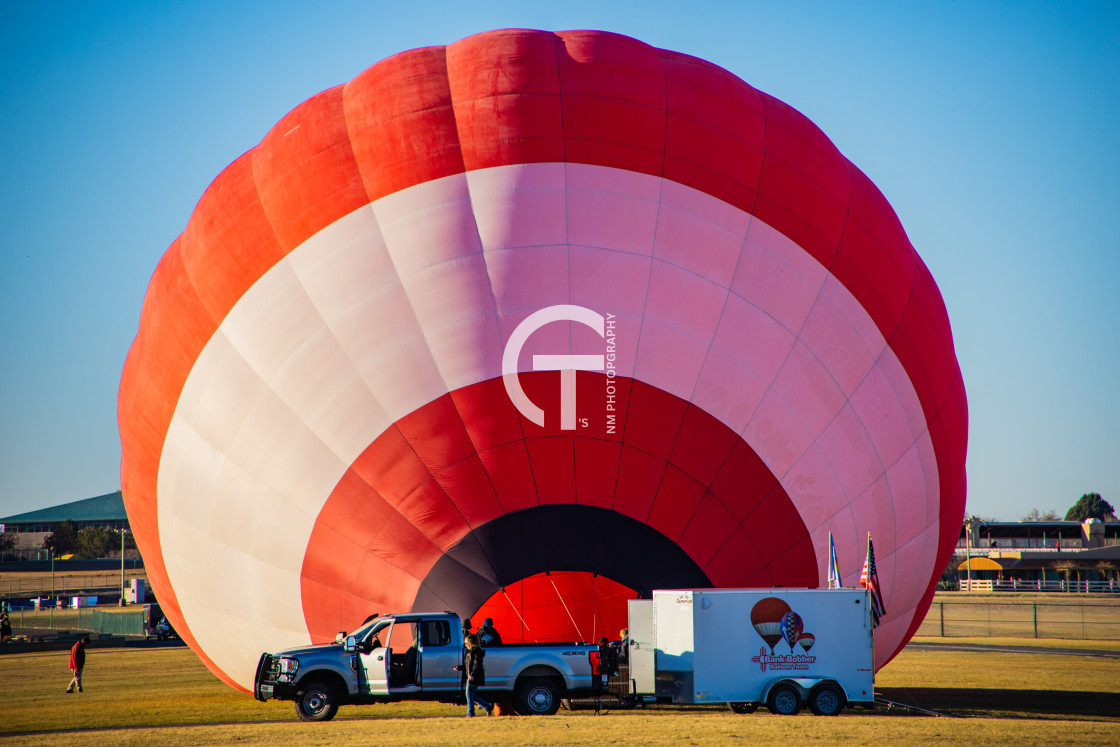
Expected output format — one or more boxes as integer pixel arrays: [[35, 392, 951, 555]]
[[0, 569, 148, 601], [1, 641, 1117, 746], [915, 592, 1120, 640]]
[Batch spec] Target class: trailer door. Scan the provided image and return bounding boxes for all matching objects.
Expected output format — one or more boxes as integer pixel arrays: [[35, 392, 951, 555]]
[[627, 599, 655, 695]]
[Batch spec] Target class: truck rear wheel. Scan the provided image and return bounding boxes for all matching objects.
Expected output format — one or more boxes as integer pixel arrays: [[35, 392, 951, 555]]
[[515, 677, 561, 716], [808, 682, 845, 716], [767, 683, 802, 716], [295, 678, 340, 722]]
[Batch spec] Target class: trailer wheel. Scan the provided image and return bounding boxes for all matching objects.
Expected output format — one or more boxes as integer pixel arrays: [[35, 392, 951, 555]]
[[295, 678, 340, 722], [766, 684, 802, 715], [808, 682, 845, 716], [728, 702, 757, 714], [515, 677, 561, 716]]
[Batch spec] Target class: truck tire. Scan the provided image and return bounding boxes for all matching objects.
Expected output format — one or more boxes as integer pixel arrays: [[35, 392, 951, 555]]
[[808, 682, 845, 716], [515, 677, 561, 716], [766, 683, 802, 716], [295, 678, 340, 722], [728, 702, 757, 714]]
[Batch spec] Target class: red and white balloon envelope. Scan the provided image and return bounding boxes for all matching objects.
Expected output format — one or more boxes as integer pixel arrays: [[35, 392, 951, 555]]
[[119, 29, 967, 691]]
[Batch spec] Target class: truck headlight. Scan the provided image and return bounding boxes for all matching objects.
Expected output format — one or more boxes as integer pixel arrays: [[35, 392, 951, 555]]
[[277, 657, 299, 681]]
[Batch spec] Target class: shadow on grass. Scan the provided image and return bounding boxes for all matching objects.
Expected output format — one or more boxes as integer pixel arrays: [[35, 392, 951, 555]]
[[877, 687, 1120, 718]]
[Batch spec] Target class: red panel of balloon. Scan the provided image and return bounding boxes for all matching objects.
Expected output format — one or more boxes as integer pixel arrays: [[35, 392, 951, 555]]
[[473, 571, 635, 644]]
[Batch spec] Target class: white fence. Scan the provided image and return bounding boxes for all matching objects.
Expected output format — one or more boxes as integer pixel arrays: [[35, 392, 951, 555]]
[[959, 578, 1118, 593]]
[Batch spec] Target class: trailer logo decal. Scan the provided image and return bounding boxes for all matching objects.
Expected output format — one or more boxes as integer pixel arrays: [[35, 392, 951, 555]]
[[750, 648, 817, 673], [750, 597, 816, 654]]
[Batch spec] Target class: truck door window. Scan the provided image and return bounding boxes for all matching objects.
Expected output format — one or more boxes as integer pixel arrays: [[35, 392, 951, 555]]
[[421, 620, 451, 647]]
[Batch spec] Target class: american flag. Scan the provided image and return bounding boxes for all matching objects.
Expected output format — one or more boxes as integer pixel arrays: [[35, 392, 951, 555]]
[[860, 534, 886, 627]]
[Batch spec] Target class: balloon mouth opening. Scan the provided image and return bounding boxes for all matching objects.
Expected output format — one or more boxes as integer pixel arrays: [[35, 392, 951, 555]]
[[410, 503, 712, 633], [472, 571, 637, 644]]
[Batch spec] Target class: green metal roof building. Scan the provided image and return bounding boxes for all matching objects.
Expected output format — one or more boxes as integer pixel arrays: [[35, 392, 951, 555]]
[[0, 491, 128, 534]]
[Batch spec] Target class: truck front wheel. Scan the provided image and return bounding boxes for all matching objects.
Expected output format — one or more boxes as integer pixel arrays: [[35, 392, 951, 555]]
[[766, 683, 802, 716], [295, 679, 340, 722], [808, 682, 845, 716], [515, 678, 561, 716]]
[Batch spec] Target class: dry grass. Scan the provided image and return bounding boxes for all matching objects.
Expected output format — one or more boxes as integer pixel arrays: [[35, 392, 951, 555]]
[[1, 642, 1117, 746]]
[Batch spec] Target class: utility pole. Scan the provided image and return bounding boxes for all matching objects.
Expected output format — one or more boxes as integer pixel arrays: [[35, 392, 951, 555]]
[[964, 520, 972, 592], [119, 529, 127, 606]]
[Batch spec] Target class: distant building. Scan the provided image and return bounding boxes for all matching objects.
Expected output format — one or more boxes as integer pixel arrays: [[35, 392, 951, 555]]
[[955, 517, 1120, 591], [0, 491, 129, 556]]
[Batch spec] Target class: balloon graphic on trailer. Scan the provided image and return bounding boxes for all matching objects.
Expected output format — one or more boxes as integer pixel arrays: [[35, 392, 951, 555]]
[[799, 633, 816, 653], [780, 611, 804, 651], [749, 596, 791, 655], [118, 28, 968, 692]]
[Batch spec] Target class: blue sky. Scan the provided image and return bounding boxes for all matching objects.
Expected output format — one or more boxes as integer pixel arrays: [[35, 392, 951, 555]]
[[2, 1, 1117, 522]]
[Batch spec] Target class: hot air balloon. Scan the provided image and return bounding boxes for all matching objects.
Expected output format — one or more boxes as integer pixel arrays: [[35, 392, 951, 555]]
[[780, 611, 804, 651], [749, 597, 791, 654], [799, 633, 816, 653], [119, 28, 968, 692]]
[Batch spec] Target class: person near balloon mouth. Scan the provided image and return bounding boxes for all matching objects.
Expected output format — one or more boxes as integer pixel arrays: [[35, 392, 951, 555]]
[[614, 627, 630, 663], [477, 618, 501, 647], [455, 634, 492, 717], [596, 636, 619, 692], [65, 634, 89, 693]]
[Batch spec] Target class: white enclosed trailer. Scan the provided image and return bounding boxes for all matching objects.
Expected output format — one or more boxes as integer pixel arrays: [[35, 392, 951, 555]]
[[628, 589, 875, 715]]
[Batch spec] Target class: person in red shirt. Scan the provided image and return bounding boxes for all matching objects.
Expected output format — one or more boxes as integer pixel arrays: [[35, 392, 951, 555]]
[[66, 635, 89, 693]]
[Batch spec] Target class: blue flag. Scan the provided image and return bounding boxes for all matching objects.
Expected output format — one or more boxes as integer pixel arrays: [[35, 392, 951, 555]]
[[828, 532, 841, 589]]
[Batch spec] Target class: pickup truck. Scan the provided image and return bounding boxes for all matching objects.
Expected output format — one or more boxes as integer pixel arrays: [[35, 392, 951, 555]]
[[255, 612, 600, 720]]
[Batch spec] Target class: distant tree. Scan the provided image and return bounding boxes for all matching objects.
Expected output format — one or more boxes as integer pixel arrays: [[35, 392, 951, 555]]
[[1052, 559, 1079, 589], [1064, 493, 1116, 522], [44, 520, 78, 556], [937, 555, 959, 591], [1022, 508, 1062, 521], [0, 529, 16, 554], [74, 526, 117, 559], [1094, 560, 1119, 585]]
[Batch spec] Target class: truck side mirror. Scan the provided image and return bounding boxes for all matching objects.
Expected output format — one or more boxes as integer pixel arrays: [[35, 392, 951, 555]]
[[345, 635, 358, 653]]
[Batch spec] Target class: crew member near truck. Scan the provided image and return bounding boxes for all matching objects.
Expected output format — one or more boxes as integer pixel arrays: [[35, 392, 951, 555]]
[[596, 636, 619, 691], [477, 618, 502, 647], [615, 628, 630, 662], [455, 634, 493, 717]]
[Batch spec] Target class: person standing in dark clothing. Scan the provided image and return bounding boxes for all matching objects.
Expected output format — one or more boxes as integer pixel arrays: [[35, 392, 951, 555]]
[[597, 636, 618, 691], [477, 617, 502, 647], [615, 627, 630, 662], [66, 635, 89, 693], [455, 634, 492, 716]]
